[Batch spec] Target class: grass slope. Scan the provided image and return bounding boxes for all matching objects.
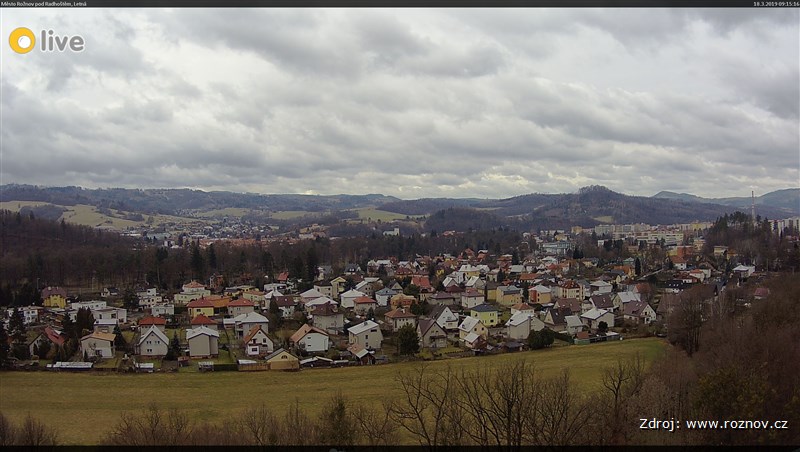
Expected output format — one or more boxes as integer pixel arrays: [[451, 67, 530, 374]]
[[0, 338, 665, 445]]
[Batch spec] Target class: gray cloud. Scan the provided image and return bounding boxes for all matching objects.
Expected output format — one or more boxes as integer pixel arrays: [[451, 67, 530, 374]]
[[1, 9, 797, 201]]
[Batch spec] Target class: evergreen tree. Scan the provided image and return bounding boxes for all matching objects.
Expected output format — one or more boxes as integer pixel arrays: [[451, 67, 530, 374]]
[[0, 321, 10, 367], [9, 307, 29, 360], [396, 324, 420, 355]]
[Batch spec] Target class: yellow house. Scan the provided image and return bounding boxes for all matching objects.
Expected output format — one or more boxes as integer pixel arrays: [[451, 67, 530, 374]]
[[187, 298, 215, 318], [470, 303, 499, 327], [41, 287, 68, 309], [495, 285, 522, 306]]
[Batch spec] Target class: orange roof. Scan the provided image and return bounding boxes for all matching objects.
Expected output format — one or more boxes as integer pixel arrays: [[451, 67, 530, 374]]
[[187, 298, 214, 308], [228, 298, 255, 307], [190, 314, 216, 325], [139, 316, 167, 326], [354, 296, 377, 304], [385, 308, 416, 319], [183, 280, 205, 289], [290, 323, 328, 343], [243, 325, 268, 344]]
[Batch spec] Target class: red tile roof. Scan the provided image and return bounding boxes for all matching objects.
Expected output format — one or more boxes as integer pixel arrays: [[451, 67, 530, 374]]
[[139, 316, 167, 326], [190, 314, 216, 326]]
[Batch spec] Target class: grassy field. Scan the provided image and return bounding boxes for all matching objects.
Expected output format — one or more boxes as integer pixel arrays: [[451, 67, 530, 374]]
[[351, 207, 421, 222], [268, 210, 314, 220], [0, 201, 195, 230], [0, 338, 665, 445], [194, 207, 251, 218], [592, 216, 614, 223]]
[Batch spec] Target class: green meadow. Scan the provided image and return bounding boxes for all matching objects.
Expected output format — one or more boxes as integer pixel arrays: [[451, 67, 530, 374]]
[[0, 338, 666, 445]]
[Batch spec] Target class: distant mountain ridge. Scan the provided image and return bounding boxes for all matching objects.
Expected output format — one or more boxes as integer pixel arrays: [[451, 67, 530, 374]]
[[1, 184, 796, 231], [653, 189, 799, 214]]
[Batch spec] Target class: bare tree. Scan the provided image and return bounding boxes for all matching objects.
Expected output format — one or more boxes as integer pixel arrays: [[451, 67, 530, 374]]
[[351, 401, 399, 448], [242, 405, 281, 446], [532, 370, 593, 446], [390, 364, 467, 449], [0, 413, 16, 447], [456, 360, 539, 449], [18, 413, 58, 446], [600, 355, 645, 444]]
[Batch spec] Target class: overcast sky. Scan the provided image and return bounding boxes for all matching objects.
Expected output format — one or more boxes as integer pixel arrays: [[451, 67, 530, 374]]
[[1, 9, 798, 200]]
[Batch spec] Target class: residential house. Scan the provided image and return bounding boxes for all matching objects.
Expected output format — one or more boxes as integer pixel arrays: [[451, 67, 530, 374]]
[[313, 282, 335, 300], [470, 303, 499, 327], [348, 320, 383, 350], [510, 303, 536, 317], [42, 287, 68, 309], [581, 308, 615, 332], [355, 278, 380, 298], [417, 318, 448, 349], [241, 289, 265, 304], [190, 314, 218, 331], [554, 280, 582, 300], [138, 316, 167, 332], [565, 315, 584, 336], [347, 343, 376, 365], [265, 348, 300, 370], [93, 318, 117, 334], [174, 281, 211, 305], [460, 288, 485, 309], [187, 298, 215, 319], [93, 307, 127, 324], [272, 295, 297, 319], [390, 293, 416, 310], [587, 294, 616, 313], [243, 325, 274, 356], [384, 308, 417, 332], [623, 300, 657, 325], [429, 292, 457, 307], [462, 332, 487, 350], [101, 287, 120, 298], [311, 302, 344, 333], [137, 326, 169, 357], [186, 326, 219, 358], [458, 316, 488, 340], [80, 332, 115, 358], [227, 298, 256, 318], [543, 307, 571, 332], [496, 285, 523, 306], [529, 284, 552, 304], [590, 280, 613, 295], [429, 305, 459, 331], [505, 311, 545, 341], [340, 289, 367, 310], [151, 303, 175, 317], [234, 311, 269, 339], [290, 324, 330, 354], [300, 288, 326, 305], [553, 298, 582, 316], [305, 296, 336, 314], [353, 296, 378, 316], [330, 276, 348, 300], [613, 292, 641, 310], [374, 288, 397, 307]]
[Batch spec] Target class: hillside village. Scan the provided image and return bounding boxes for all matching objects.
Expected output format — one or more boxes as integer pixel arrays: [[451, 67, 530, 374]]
[[4, 215, 795, 374]]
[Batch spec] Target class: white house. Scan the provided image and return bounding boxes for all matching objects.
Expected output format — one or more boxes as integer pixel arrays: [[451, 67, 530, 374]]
[[505, 311, 545, 341], [580, 308, 615, 332], [623, 300, 657, 325], [458, 316, 488, 340], [243, 325, 274, 356], [137, 325, 169, 357], [80, 332, 115, 358], [290, 324, 330, 354], [234, 311, 269, 339], [348, 320, 383, 350], [339, 289, 366, 309]]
